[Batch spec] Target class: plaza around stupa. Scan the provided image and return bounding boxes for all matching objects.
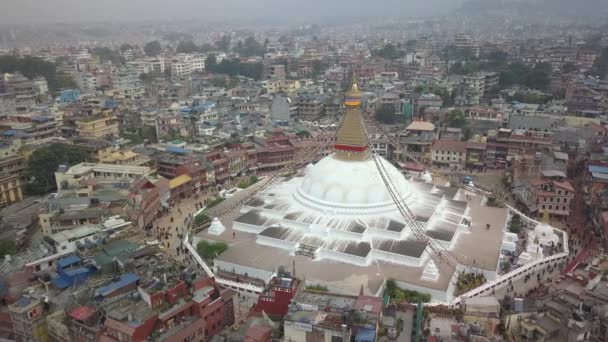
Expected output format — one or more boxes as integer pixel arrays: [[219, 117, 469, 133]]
[[194, 80, 567, 302]]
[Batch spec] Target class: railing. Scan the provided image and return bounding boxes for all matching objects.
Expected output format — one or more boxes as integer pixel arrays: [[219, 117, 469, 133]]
[[182, 232, 264, 294], [451, 251, 569, 305]]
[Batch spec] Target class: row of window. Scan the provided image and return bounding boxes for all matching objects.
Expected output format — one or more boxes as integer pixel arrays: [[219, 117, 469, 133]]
[[541, 205, 568, 211], [541, 197, 569, 204]]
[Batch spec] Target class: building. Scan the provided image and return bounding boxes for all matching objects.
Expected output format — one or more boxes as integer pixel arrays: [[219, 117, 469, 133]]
[[127, 178, 161, 229], [297, 93, 324, 121], [75, 114, 119, 139], [9, 296, 50, 342], [0, 92, 16, 117], [54, 162, 154, 191], [202, 79, 537, 302], [254, 268, 300, 319], [0, 172, 23, 208], [431, 140, 467, 170]]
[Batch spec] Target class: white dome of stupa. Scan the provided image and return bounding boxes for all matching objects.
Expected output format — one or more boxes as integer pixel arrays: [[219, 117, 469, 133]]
[[294, 153, 417, 214]]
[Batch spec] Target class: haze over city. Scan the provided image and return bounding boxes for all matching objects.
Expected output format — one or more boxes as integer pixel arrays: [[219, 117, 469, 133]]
[[0, 0, 607, 341]]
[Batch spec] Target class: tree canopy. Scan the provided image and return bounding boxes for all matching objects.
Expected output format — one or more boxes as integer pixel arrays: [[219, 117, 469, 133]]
[[176, 40, 199, 54], [499, 62, 553, 90], [206, 57, 264, 80], [216, 35, 232, 52], [144, 41, 162, 57], [0, 55, 76, 93], [372, 43, 405, 60], [91, 47, 124, 65], [446, 110, 467, 128], [375, 104, 398, 124], [24, 144, 90, 195], [235, 36, 265, 57]]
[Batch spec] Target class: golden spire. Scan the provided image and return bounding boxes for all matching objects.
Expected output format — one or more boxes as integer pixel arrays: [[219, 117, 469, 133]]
[[335, 77, 369, 161]]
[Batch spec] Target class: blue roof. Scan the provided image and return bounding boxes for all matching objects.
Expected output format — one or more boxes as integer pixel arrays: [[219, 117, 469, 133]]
[[95, 273, 139, 297], [52, 275, 73, 289], [64, 267, 91, 277], [355, 328, 376, 342], [15, 296, 31, 307], [589, 165, 608, 174], [57, 255, 81, 269], [166, 146, 187, 154]]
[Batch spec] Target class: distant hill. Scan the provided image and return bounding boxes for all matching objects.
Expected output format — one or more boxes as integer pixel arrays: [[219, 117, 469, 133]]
[[456, 0, 608, 22]]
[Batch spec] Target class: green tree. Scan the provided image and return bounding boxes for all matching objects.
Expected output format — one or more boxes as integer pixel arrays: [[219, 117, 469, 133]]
[[205, 54, 218, 70], [196, 240, 228, 260], [176, 40, 199, 54], [140, 125, 158, 143], [372, 43, 405, 60], [200, 43, 216, 52], [216, 35, 232, 52], [561, 62, 577, 74], [24, 144, 90, 195], [375, 104, 397, 124], [0, 55, 67, 93], [193, 212, 211, 227], [91, 47, 124, 65], [207, 58, 264, 80], [139, 71, 162, 83], [0, 239, 16, 258], [311, 60, 328, 79], [144, 41, 162, 57], [119, 43, 135, 52], [56, 72, 77, 89], [236, 36, 265, 57], [296, 130, 312, 139], [446, 110, 467, 128]]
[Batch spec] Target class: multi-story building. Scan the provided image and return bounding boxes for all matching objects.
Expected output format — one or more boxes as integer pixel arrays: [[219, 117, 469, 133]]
[[565, 84, 607, 115], [431, 139, 467, 170], [266, 64, 286, 80], [127, 178, 161, 229], [0, 172, 23, 208], [54, 162, 154, 191], [75, 114, 119, 139], [0, 92, 16, 117], [3, 73, 35, 112], [9, 296, 50, 342], [297, 93, 324, 121]]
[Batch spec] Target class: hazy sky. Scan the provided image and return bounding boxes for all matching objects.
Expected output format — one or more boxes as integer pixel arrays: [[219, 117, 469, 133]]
[[0, 0, 462, 24]]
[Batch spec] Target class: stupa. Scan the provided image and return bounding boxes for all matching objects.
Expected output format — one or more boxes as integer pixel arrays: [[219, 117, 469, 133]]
[[206, 78, 516, 302]]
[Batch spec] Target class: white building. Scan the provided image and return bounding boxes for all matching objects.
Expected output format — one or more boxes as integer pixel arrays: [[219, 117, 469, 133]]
[[48, 225, 101, 253], [55, 162, 155, 191]]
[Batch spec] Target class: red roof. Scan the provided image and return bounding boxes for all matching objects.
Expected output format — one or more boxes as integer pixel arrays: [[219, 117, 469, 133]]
[[354, 296, 383, 315], [554, 180, 574, 192], [69, 306, 96, 321], [244, 325, 272, 342]]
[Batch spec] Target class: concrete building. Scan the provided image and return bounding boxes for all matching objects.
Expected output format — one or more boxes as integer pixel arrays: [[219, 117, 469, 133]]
[[0, 172, 23, 208], [431, 140, 467, 170], [54, 162, 154, 191], [0, 92, 16, 118], [75, 115, 119, 139], [9, 296, 50, 342]]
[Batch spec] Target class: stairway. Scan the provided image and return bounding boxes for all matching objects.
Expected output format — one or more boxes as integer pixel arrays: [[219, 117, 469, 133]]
[[296, 244, 317, 259]]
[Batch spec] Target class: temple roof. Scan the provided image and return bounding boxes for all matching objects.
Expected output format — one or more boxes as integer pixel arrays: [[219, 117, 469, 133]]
[[335, 78, 369, 161]]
